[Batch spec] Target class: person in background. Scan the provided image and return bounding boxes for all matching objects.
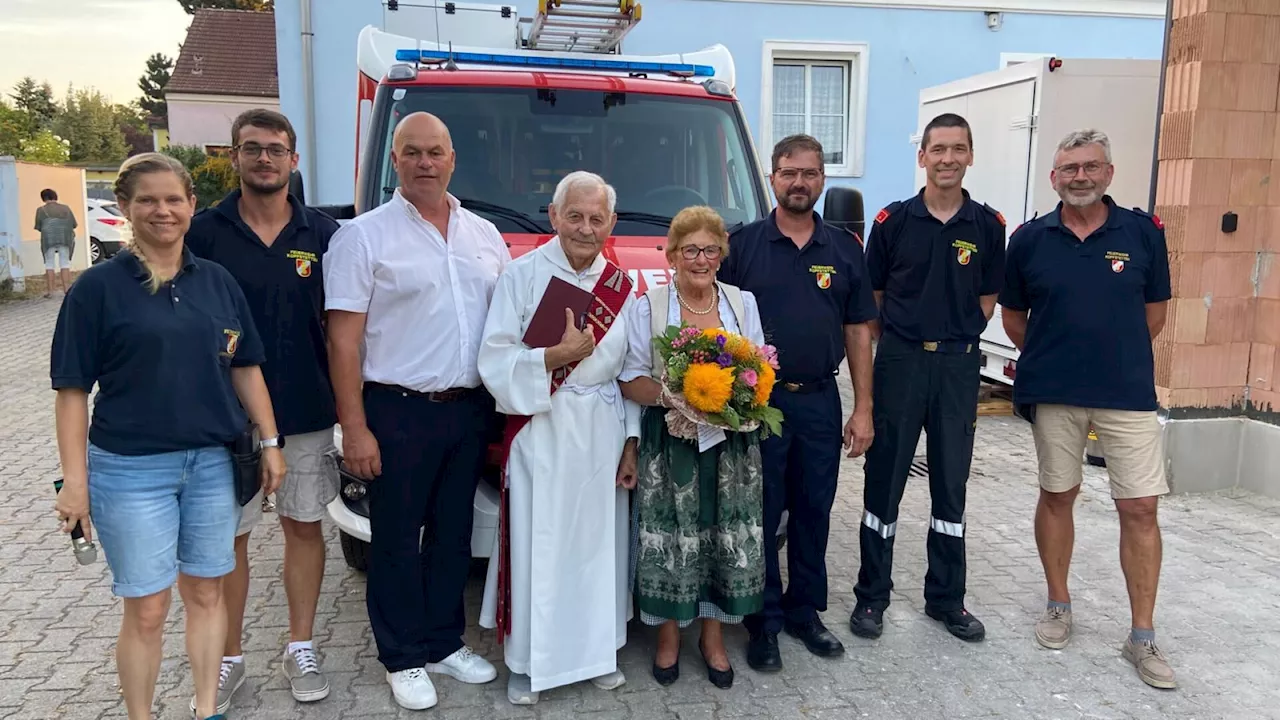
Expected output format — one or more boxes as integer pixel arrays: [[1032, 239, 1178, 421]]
[[49, 152, 287, 720], [36, 188, 78, 297], [1000, 128, 1176, 690], [717, 134, 878, 672], [619, 205, 767, 690], [852, 112, 1005, 643], [185, 108, 341, 713], [324, 112, 506, 711]]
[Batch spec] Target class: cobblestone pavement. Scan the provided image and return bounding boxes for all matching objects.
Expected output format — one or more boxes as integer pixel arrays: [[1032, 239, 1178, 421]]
[[3, 294, 1280, 720]]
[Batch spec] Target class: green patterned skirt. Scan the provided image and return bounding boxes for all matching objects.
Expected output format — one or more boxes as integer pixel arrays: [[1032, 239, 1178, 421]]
[[630, 405, 765, 625]]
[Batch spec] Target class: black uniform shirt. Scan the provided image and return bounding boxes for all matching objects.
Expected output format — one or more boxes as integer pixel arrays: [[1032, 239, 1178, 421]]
[[999, 196, 1171, 411], [718, 209, 879, 384], [864, 188, 1007, 343], [50, 248, 266, 456], [186, 190, 340, 437]]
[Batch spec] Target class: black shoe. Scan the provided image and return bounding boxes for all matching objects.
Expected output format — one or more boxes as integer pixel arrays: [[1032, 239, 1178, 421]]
[[926, 606, 986, 642], [849, 604, 884, 639], [783, 617, 845, 657], [698, 638, 734, 689], [746, 631, 782, 673], [651, 659, 679, 686]]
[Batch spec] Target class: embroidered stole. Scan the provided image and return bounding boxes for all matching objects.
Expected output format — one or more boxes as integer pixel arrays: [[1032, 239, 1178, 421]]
[[494, 260, 634, 643]]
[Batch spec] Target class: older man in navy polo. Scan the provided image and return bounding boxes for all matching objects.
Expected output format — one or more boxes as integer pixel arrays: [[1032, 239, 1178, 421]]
[[186, 108, 339, 712], [717, 133, 878, 672], [1000, 129, 1175, 690]]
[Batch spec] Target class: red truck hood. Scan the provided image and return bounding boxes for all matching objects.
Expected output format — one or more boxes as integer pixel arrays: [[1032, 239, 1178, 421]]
[[505, 233, 673, 295]]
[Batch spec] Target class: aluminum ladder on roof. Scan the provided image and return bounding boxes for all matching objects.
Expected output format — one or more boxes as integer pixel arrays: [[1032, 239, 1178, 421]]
[[525, 0, 642, 53]]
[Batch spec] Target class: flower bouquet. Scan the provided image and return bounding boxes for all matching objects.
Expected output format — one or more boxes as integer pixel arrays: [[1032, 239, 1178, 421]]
[[651, 323, 785, 441]]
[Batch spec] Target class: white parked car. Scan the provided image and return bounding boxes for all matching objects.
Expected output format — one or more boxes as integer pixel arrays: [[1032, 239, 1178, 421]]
[[86, 198, 128, 264]]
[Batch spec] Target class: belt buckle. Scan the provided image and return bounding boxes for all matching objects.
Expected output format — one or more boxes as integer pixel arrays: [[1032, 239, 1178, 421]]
[[784, 382, 801, 392], [922, 341, 939, 352]]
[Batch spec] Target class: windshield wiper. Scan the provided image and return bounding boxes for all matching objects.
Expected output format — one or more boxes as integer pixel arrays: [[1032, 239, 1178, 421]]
[[455, 197, 549, 234], [612, 211, 674, 229]]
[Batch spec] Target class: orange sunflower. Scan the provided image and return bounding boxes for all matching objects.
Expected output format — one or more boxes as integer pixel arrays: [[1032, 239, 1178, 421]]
[[683, 362, 736, 413], [753, 362, 776, 407]]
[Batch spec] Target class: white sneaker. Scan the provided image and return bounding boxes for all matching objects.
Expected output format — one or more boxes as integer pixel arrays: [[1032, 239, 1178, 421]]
[[590, 669, 626, 690], [424, 645, 497, 684], [386, 667, 437, 710]]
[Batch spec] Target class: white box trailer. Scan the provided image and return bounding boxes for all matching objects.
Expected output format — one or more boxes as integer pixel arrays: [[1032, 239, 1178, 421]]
[[911, 57, 1161, 385]]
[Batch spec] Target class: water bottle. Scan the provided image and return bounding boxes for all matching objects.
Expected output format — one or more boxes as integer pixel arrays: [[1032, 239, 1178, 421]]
[[53, 478, 98, 566]]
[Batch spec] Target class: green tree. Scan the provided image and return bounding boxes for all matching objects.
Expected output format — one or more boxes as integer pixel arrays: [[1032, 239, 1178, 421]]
[[177, 0, 273, 12], [54, 87, 128, 164], [18, 129, 71, 165], [115, 102, 154, 156], [0, 102, 25, 157], [137, 53, 173, 119], [163, 143, 208, 173], [191, 155, 238, 208], [9, 77, 58, 133]]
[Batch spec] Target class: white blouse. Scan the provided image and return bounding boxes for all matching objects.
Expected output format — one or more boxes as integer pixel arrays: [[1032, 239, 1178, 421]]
[[619, 285, 765, 384]]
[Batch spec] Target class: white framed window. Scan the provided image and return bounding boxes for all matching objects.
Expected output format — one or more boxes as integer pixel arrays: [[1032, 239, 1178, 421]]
[[761, 40, 869, 178]]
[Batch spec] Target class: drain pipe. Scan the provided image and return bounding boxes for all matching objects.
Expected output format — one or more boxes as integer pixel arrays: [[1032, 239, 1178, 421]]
[[299, 0, 318, 201], [1147, 0, 1174, 213]]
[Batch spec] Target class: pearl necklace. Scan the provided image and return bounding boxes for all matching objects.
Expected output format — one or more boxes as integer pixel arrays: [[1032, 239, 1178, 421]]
[[674, 280, 717, 315]]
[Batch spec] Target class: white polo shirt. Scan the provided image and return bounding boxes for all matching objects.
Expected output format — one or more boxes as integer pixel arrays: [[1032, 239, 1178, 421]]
[[323, 189, 511, 393]]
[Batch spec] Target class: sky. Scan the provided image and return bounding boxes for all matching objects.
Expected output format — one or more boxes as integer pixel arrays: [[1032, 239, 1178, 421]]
[[0, 0, 193, 106]]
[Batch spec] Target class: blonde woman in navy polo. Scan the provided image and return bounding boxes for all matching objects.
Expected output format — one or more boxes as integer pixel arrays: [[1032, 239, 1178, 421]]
[[50, 153, 287, 720]]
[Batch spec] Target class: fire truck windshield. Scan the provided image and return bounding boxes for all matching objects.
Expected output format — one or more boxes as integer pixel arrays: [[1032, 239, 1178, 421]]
[[363, 85, 768, 236]]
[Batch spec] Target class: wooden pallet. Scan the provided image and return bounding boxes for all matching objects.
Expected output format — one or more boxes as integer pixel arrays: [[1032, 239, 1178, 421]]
[[977, 381, 1014, 416]]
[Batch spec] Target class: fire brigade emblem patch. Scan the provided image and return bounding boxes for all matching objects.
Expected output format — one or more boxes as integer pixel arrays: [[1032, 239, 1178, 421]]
[[224, 329, 241, 357], [296, 259, 312, 278], [957, 248, 972, 266], [1112, 259, 1125, 273], [816, 271, 831, 289]]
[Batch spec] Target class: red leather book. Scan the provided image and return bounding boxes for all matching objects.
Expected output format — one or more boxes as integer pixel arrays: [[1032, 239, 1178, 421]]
[[521, 275, 595, 348]]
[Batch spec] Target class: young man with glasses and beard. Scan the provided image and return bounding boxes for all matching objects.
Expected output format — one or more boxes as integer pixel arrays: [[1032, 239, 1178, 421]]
[[185, 108, 341, 713], [716, 134, 878, 672]]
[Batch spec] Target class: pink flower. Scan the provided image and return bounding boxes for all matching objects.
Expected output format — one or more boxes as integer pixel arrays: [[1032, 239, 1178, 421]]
[[741, 368, 758, 387], [761, 344, 780, 370]]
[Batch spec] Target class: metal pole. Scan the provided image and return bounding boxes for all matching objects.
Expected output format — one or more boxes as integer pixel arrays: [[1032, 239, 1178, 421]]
[[1148, 0, 1174, 213], [300, 0, 319, 201]]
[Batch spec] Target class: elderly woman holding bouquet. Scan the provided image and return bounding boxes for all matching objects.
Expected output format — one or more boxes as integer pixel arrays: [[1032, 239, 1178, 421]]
[[619, 206, 781, 690]]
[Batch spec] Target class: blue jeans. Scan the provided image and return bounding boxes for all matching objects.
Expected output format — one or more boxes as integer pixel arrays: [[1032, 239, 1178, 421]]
[[87, 443, 239, 598]]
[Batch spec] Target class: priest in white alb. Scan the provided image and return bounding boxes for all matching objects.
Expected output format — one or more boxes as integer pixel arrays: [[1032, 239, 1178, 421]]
[[477, 170, 640, 705]]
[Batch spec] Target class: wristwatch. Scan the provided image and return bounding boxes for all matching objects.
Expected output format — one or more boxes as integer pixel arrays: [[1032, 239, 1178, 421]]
[[260, 434, 286, 450]]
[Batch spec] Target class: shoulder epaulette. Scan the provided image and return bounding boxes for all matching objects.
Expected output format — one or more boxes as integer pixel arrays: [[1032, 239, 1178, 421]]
[[979, 202, 1006, 227], [873, 200, 905, 225], [1130, 206, 1164, 230]]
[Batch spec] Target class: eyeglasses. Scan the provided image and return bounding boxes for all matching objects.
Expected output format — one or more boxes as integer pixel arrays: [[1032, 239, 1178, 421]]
[[235, 143, 293, 159], [1054, 161, 1108, 177], [773, 167, 823, 181], [680, 244, 723, 261]]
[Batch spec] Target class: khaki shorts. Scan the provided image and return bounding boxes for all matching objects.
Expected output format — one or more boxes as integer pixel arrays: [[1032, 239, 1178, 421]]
[[1030, 404, 1169, 500], [237, 427, 340, 536]]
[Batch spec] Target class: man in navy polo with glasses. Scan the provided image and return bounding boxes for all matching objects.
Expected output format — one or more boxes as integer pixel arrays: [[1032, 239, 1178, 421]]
[[718, 133, 878, 673]]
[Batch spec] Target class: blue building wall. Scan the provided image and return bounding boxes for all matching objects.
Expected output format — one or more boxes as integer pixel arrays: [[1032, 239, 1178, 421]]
[[276, 0, 1166, 216]]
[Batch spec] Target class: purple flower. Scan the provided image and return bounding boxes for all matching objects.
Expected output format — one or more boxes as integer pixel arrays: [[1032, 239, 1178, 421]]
[[716, 334, 727, 347], [717, 352, 733, 367]]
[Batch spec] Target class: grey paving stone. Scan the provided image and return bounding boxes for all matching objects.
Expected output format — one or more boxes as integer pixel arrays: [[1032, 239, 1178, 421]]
[[2, 294, 1279, 718]]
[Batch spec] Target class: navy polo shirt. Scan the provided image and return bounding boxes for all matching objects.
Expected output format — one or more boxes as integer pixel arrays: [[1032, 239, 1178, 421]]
[[50, 248, 266, 456], [186, 190, 340, 437], [718, 209, 879, 384], [864, 188, 1006, 343], [998, 196, 1171, 411]]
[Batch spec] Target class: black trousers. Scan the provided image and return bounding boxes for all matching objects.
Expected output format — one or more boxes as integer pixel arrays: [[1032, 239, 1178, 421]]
[[364, 383, 492, 672], [744, 379, 842, 636], [853, 331, 981, 613]]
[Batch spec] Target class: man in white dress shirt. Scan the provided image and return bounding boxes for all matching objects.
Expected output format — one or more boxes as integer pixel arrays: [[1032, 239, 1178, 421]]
[[477, 170, 639, 705], [323, 112, 509, 711]]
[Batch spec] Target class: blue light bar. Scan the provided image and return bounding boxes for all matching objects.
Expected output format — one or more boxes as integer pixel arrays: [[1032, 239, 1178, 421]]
[[394, 49, 716, 77]]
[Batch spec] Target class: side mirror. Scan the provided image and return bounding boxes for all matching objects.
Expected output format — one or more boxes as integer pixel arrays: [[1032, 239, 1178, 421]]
[[823, 186, 865, 245]]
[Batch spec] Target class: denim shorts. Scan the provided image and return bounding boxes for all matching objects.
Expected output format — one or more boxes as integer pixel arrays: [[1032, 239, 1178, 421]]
[[87, 443, 239, 598]]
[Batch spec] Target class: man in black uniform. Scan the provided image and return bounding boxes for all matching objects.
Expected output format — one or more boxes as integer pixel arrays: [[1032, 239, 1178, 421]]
[[718, 134, 878, 672], [186, 109, 340, 712], [850, 113, 1005, 642]]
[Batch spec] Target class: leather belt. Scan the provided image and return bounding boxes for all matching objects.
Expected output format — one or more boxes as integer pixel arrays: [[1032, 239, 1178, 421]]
[[780, 376, 835, 394], [920, 340, 975, 354], [367, 382, 479, 402]]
